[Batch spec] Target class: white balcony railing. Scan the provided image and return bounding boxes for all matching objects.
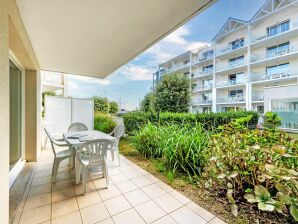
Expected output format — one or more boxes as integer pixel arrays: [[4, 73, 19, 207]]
[[41, 72, 64, 86], [251, 47, 298, 63], [192, 70, 213, 78], [216, 79, 246, 88], [251, 94, 264, 102], [194, 84, 213, 91], [192, 99, 212, 105], [217, 43, 246, 56], [249, 71, 298, 82], [217, 95, 245, 103], [252, 22, 298, 43], [216, 60, 246, 72]]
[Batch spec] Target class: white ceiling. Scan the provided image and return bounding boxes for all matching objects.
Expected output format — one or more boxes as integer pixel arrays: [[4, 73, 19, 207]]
[[16, 0, 216, 78]]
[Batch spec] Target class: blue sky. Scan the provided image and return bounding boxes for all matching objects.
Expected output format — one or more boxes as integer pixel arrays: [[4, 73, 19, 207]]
[[67, 0, 266, 110]]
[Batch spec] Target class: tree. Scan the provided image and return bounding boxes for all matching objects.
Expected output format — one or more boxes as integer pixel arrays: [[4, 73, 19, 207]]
[[140, 92, 155, 112], [154, 73, 191, 113], [109, 101, 119, 113], [93, 96, 109, 113]]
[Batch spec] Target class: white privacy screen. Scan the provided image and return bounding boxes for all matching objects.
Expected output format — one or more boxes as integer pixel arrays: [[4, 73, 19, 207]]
[[45, 96, 94, 134]]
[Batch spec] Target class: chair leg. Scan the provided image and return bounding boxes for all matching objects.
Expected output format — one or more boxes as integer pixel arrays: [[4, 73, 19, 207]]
[[43, 136, 48, 150], [82, 165, 87, 195], [103, 159, 109, 187], [75, 156, 81, 184], [111, 149, 115, 161], [116, 148, 121, 166], [52, 159, 61, 183]]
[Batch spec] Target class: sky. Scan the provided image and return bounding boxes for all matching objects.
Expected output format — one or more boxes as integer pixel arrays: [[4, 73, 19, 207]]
[[67, 0, 266, 111]]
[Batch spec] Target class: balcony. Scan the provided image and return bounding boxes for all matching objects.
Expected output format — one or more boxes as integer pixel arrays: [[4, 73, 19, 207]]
[[41, 72, 65, 91], [215, 60, 247, 74], [192, 99, 212, 105], [249, 71, 298, 83], [251, 94, 264, 102], [191, 70, 213, 79], [193, 84, 213, 92], [216, 79, 247, 88], [192, 55, 214, 65], [217, 95, 245, 104], [216, 44, 247, 59], [251, 22, 298, 49], [250, 47, 298, 67]]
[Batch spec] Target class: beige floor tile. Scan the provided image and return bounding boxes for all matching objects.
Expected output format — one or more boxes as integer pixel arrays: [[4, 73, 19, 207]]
[[151, 215, 177, 224], [141, 183, 166, 199], [154, 193, 183, 213], [110, 173, 129, 184], [108, 167, 122, 176], [52, 186, 76, 203], [209, 217, 226, 224], [24, 193, 51, 210], [35, 169, 52, 178], [97, 217, 114, 224], [56, 171, 71, 181], [28, 183, 51, 197], [74, 181, 96, 195], [155, 181, 174, 193], [113, 208, 145, 224], [116, 180, 138, 194], [135, 200, 166, 223], [169, 191, 191, 205], [98, 185, 122, 201], [124, 170, 144, 179], [76, 190, 102, 209], [19, 205, 51, 224], [132, 175, 155, 188], [80, 202, 110, 224], [104, 195, 131, 216], [51, 198, 78, 219], [186, 202, 215, 221], [31, 176, 52, 187], [52, 179, 73, 191], [93, 178, 113, 190], [170, 206, 207, 224], [124, 189, 150, 206], [51, 211, 82, 224]]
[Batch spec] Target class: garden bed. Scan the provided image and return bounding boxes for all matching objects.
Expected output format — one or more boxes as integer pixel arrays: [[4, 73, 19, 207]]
[[119, 138, 296, 224]]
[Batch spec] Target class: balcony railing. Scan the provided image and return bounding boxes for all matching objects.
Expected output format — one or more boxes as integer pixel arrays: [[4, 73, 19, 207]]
[[42, 72, 64, 86], [194, 84, 213, 91], [217, 95, 245, 103], [216, 60, 246, 72], [249, 71, 297, 82], [252, 22, 298, 43], [192, 99, 212, 105], [192, 55, 214, 64], [216, 79, 246, 88], [217, 43, 246, 56], [192, 70, 213, 78], [251, 94, 264, 102], [251, 47, 298, 63]]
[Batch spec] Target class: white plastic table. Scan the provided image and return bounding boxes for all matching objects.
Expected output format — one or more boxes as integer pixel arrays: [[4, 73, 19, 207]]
[[63, 130, 116, 184]]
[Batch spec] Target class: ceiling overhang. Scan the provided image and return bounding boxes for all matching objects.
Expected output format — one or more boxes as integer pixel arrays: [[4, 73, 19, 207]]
[[16, 0, 216, 78]]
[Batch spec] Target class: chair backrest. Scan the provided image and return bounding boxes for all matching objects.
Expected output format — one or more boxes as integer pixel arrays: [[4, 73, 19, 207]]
[[68, 122, 88, 132], [112, 124, 125, 140], [78, 139, 112, 165], [44, 127, 57, 157]]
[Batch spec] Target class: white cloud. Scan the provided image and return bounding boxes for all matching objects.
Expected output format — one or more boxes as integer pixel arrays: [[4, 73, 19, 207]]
[[119, 64, 153, 81]]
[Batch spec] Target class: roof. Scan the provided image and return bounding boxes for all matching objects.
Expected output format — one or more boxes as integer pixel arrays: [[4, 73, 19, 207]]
[[16, 0, 216, 78]]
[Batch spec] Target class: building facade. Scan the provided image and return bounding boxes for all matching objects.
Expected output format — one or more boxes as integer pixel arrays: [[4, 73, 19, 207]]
[[155, 0, 298, 130]]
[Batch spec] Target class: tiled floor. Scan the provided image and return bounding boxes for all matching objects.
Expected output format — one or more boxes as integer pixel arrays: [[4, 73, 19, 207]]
[[12, 147, 226, 224]]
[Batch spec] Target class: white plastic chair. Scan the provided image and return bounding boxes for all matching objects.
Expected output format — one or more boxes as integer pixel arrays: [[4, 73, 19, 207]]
[[76, 139, 112, 194], [68, 122, 88, 132], [42, 121, 64, 149], [109, 124, 125, 165], [44, 127, 75, 183]]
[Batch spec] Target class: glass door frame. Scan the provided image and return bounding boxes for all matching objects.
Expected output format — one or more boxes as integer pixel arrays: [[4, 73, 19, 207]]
[[9, 50, 26, 188]]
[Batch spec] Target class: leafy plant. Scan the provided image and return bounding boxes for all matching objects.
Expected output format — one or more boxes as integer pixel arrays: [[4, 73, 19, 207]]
[[94, 113, 117, 133], [93, 96, 110, 113], [109, 101, 119, 114], [263, 112, 281, 131]]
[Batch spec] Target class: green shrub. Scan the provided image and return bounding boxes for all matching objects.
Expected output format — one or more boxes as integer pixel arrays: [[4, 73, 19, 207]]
[[93, 96, 109, 113], [94, 113, 117, 133], [123, 111, 259, 134], [130, 123, 210, 178], [109, 101, 119, 114], [203, 116, 298, 220]]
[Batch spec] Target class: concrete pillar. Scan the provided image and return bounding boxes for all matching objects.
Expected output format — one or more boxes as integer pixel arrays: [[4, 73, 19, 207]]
[[25, 70, 41, 161], [0, 0, 10, 223]]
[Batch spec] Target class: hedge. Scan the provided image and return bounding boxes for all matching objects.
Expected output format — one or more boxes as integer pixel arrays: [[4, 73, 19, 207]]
[[123, 111, 259, 134]]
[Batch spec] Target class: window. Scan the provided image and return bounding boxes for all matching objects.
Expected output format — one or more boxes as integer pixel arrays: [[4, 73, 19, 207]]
[[266, 63, 289, 76], [267, 20, 290, 37], [201, 50, 214, 60], [229, 55, 244, 67], [229, 73, 244, 84], [202, 107, 211, 113], [266, 42, 290, 58], [202, 64, 213, 73], [202, 79, 213, 88], [230, 38, 244, 50], [229, 89, 243, 97], [202, 93, 211, 101]]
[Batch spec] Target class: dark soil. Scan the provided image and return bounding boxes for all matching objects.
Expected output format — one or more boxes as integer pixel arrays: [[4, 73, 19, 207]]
[[119, 138, 296, 224]]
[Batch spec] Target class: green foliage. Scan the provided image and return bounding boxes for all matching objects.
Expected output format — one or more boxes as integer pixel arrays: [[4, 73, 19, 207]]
[[123, 111, 259, 134], [93, 96, 109, 113], [203, 115, 298, 221], [94, 113, 117, 133], [154, 73, 191, 113], [140, 92, 155, 113], [264, 111, 282, 131], [130, 123, 210, 178], [109, 101, 119, 114]]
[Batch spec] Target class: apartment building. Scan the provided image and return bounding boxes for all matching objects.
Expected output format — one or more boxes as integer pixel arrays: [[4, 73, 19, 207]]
[[41, 70, 68, 96], [154, 0, 298, 130]]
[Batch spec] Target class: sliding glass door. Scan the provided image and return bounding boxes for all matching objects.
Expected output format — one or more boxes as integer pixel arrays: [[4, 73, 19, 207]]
[[9, 60, 22, 170]]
